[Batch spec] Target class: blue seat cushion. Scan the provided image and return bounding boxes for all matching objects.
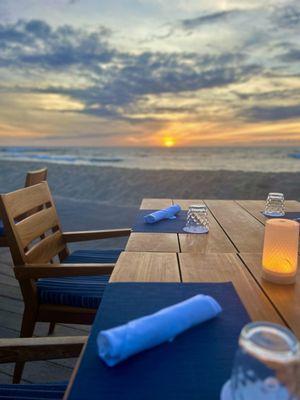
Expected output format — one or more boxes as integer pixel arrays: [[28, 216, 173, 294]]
[[0, 381, 67, 399], [64, 249, 122, 264], [0, 221, 4, 237], [37, 249, 123, 309]]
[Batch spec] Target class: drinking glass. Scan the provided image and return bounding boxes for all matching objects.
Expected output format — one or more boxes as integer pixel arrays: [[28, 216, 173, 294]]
[[221, 322, 300, 400], [183, 204, 209, 234], [264, 193, 285, 217]]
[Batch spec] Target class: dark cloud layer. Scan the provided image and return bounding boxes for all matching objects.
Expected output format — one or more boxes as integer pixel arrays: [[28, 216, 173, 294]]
[[181, 9, 241, 30], [280, 48, 300, 62], [245, 105, 300, 122], [0, 11, 299, 128], [272, 5, 300, 28], [0, 20, 113, 69], [0, 19, 263, 122]]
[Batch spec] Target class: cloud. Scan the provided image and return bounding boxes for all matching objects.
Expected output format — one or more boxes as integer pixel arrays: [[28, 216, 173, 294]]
[[280, 48, 300, 62], [179, 3, 300, 36], [244, 105, 300, 122], [0, 19, 113, 69], [272, 4, 300, 28], [180, 9, 242, 30], [0, 18, 260, 123], [30, 50, 260, 123]]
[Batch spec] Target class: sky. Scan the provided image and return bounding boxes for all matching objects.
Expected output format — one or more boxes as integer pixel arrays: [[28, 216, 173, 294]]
[[0, 0, 299, 147]]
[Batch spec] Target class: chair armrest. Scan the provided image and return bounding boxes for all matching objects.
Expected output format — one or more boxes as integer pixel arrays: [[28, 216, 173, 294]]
[[0, 336, 86, 364], [14, 263, 114, 280], [62, 228, 131, 243]]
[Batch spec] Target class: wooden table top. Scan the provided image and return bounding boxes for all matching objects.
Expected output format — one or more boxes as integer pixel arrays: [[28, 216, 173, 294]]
[[126, 199, 300, 254], [115, 198, 300, 338], [65, 198, 300, 399]]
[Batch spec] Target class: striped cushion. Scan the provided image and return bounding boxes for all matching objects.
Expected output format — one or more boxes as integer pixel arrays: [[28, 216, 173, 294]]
[[37, 249, 122, 309], [64, 249, 122, 264], [0, 382, 66, 399]]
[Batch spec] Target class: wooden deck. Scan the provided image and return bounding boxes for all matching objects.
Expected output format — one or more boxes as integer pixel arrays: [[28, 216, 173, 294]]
[[0, 246, 91, 383]]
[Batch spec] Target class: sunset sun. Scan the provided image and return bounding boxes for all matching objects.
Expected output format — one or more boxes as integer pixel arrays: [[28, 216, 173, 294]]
[[163, 137, 175, 147]]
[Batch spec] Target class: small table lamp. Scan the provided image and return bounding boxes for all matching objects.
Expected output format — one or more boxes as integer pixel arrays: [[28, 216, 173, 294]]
[[262, 219, 299, 284]]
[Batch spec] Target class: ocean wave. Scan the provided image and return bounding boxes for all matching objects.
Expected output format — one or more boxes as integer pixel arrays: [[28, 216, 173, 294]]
[[89, 157, 122, 163], [0, 147, 123, 166], [0, 146, 52, 154], [288, 153, 300, 159], [0, 146, 299, 172]]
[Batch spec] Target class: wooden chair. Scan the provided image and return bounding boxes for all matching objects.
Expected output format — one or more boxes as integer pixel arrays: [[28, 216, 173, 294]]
[[24, 167, 48, 187], [0, 167, 48, 247], [0, 181, 130, 382], [0, 335, 86, 397]]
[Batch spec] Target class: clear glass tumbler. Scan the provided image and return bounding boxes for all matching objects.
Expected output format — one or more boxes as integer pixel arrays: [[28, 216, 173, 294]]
[[183, 204, 209, 234], [264, 193, 285, 217], [221, 322, 300, 400]]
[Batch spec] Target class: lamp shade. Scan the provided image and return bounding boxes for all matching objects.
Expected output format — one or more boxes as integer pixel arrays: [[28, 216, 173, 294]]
[[262, 219, 299, 284]]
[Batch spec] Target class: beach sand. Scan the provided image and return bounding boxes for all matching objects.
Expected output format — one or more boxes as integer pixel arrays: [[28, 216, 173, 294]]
[[0, 160, 299, 233], [1, 160, 299, 201]]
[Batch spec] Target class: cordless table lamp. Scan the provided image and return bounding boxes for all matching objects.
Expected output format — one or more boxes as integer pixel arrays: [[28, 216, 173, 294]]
[[262, 219, 299, 284]]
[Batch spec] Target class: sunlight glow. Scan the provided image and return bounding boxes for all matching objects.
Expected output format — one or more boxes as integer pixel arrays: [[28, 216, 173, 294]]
[[163, 137, 175, 147]]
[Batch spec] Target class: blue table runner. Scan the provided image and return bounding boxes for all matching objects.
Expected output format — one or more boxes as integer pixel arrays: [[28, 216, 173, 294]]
[[262, 211, 300, 221], [68, 282, 250, 400], [132, 210, 187, 233]]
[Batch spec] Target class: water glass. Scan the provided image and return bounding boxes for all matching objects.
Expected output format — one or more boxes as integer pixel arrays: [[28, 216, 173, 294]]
[[183, 204, 209, 234], [222, 322, 300, 400], [264, 193, 285, 217]]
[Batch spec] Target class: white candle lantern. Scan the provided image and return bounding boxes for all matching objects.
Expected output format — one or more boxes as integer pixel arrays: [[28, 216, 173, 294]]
[[262, 219, 299, 284]]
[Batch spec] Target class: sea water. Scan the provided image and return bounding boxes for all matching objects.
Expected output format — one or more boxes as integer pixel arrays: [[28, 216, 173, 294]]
[[0, 146, 299, 172]]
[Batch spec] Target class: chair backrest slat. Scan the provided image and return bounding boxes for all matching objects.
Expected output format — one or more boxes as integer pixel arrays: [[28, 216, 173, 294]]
[[25, 168, 48, 188], [25, 230, 65, 264], [4, 184, 51, 219], [0, 168, 48, 248], [0, 182, 69, 265], [17, 207, 60, 249]]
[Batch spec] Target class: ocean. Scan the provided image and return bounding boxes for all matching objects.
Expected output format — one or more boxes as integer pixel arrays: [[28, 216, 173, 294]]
[[0, 146, 299, 172]]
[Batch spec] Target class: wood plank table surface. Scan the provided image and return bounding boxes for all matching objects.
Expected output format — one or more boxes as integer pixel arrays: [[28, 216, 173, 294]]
[[127, 198, 300, 254], [110, 252, 284, 325], [65, 198, 300, 398], [128, 199, 300, 336]]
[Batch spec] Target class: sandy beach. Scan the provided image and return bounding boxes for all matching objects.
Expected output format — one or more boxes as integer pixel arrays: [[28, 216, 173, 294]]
[[0, 159, 299, 235]]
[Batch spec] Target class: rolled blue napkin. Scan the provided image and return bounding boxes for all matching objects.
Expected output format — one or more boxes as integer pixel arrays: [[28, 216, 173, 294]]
[[97, 294, 222, 367], [144, 204, 181, 224]]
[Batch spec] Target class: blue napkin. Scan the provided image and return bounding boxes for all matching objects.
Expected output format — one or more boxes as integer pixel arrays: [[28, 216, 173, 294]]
[[144, 204, 181, 224], [97, 294, 222, 367]]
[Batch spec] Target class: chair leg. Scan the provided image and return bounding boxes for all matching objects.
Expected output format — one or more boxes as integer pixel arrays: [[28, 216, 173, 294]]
[[48, 322, 56, 335], [13, 309, 37, 384]]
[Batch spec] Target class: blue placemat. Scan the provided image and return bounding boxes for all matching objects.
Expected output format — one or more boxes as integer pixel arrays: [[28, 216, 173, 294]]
[[132, 210, 187, 233], [261, 211, 300, 221], [68, 282, 250, 400]]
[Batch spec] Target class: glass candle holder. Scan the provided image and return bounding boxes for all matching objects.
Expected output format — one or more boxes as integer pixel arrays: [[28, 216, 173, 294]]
[[262, 219, 299, 284], [264, 193, 285, 217], [221, 322, 300, 400], [183, 204, 209, 234]]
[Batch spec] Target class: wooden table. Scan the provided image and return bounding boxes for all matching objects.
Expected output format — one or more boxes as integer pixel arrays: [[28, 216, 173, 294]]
[[112, 198, 300, 338], [65, 199, 300, 399]]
